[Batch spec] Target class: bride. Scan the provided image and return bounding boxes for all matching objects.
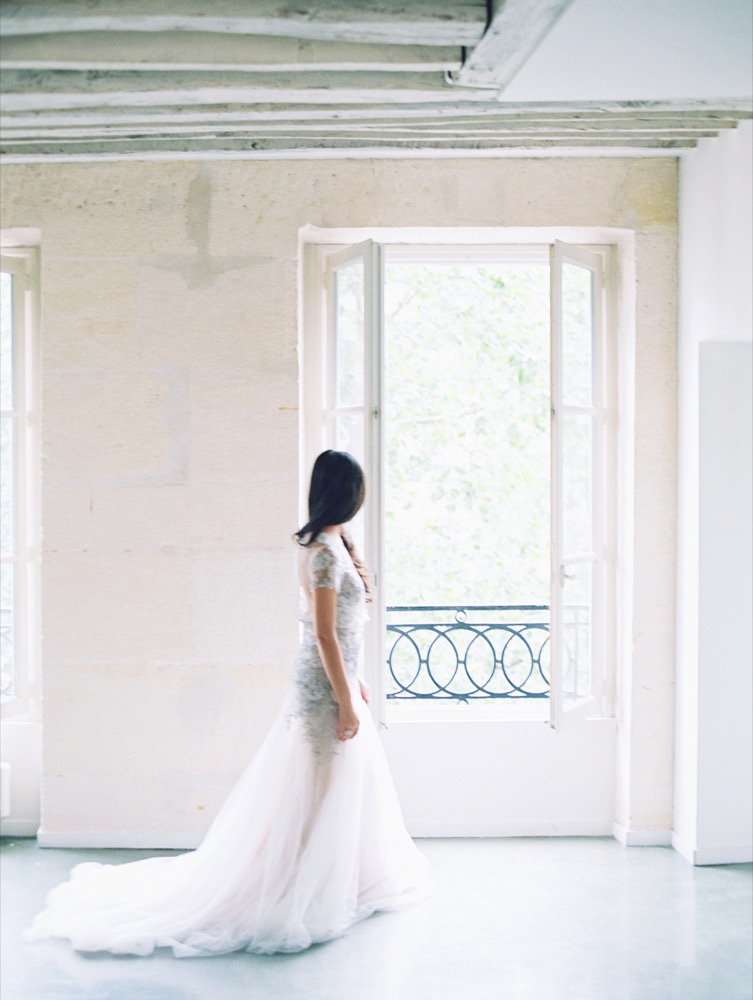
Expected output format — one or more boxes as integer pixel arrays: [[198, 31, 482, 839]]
[[27, 450, 430, 956]]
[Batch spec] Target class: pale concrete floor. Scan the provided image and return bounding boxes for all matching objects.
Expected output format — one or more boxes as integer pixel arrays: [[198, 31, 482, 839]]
[[1, 837, 751, 1000]]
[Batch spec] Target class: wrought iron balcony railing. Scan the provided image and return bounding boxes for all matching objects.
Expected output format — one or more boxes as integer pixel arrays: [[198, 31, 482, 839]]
[[386, 605, 550, 701]]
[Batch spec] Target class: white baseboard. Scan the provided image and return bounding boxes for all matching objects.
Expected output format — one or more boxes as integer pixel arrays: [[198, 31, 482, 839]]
[[671, 832, 753, 866], [612, 822, 672, 847], [407, 819, 614, 838], [23, 827, 753, 863], [36, 831, 203, 850], [0, 819, 39, 838]]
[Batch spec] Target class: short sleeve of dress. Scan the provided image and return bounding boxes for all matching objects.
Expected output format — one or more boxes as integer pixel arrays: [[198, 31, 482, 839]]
[[308, 543, 342, 592]]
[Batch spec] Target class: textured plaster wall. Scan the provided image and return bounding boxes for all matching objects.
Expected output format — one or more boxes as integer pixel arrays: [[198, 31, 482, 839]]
[[0, 155, 678, 841], [675, 122, 753, 863]]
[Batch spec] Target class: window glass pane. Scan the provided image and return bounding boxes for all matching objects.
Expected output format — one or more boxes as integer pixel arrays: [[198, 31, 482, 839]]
[[562, 412, 592, 556], [562, 561, 592, 703], [334, 259, 365, 407], [0, 563, 14, 701], [0, 417, 13, 557], [561, 262, 593, 407], [384, 261, 550, 608], [0, 271, 13, 410], [333, 410, 364, 467]]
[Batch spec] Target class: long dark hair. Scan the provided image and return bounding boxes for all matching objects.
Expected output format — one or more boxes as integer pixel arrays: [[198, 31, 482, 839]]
[[295, 450, 365, 546]]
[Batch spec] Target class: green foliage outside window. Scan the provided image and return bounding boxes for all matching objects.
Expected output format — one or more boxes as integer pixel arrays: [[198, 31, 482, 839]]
[[384, 262, 551, 607]]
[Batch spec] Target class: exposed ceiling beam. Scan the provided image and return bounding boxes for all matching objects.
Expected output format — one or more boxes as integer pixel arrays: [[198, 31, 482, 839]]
[[2, 100, 747, 158], [0, 126, 723, 142], [0, 3, 749, 159], [0, 32, 463, 74], [5, 101, 749, 128], [0, 70, 500, 113], [452, 0, 576, 89], [0, 136, 705, 156], [0, 0, 487, 46], [0, 111, 733, 129]]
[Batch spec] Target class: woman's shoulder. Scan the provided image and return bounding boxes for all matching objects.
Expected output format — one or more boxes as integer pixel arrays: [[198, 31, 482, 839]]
[[302, 534, 343, 591], [311, 531, 345, 555]]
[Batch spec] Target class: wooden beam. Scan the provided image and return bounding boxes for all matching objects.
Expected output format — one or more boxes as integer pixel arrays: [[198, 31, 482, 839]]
[[0, 136, 704, 157], [2, 99, 749, 128], [1, 109, 743, 152], [0, 32, 463, 73], [0, 71, 500, 112], [1, 92, 748, 157], [0, 123, 722, 141], [1, 131, 712, 144], [453, 0, 577, 89], [0, 1, 487, 46], [0, 117, 733, 135]]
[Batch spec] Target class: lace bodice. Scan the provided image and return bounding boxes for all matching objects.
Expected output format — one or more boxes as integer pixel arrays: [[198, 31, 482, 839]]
[[291, 532, 367, 759], [299, 532, 367, 640]]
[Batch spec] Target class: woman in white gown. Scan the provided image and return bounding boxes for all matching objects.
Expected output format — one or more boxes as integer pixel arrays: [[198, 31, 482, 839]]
[[27, 450, 430, 957]]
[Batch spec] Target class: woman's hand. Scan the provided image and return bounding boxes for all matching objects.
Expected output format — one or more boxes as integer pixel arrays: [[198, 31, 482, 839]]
[[336, 701, 359, 742], [359, 679, 371, 705]]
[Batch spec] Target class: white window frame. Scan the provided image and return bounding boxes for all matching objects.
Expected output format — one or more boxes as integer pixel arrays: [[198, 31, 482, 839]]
[[550, 241, 616, 728], [1, 246, 41, 720], [302, 231, 618, 730]]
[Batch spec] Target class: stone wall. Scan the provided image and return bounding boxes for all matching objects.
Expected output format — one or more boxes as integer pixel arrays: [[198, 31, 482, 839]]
[[0, 156, 678, 841]]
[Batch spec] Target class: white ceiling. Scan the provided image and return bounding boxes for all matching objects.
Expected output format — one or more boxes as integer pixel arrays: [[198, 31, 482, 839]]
[[502, 0, 753, 102], [0, 0, 750, 160]]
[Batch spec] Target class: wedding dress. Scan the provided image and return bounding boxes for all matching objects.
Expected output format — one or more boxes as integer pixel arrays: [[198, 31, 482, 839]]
[[27, 532, 430, 956]]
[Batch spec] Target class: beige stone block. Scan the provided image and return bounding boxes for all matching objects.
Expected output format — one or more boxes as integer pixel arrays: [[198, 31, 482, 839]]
[[613, 159, 679, 231], [497, 158, 634, 228], [633, 374, 677, 495], [42, 256, 138, 370], [91, 484, 192, 554], [189, 368, 298, 484], [42, 479, 298, 562], [632, 237, 678, 495], [43, 551, 194, 665], [368, 160, 447, 227], [2, 161, 195, 257], [191, 549, 298, 668], [43, 368, 187, 484], [135, 259, 298, 372], [42, 663, 286, 778], [636, 245, 677, 309], [209, 160, 319, 256], [632, 490, 678, 633], [209, 158, 480, 252], [42, 484, 94, 552], [367, 159, 506, 229], [633, 406, 677, 499], [41, 771, 205, 836], [42, 664, 174, 775], [453, 159, 510, 226], [79, 479, 297, 554], [628, 629, 676, 828]]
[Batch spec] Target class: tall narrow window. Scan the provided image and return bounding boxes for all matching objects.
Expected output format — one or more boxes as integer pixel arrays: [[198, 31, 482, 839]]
[[304, 237, 614, 730], [550, 242, 612, 727], [1, 248, 39, 718]]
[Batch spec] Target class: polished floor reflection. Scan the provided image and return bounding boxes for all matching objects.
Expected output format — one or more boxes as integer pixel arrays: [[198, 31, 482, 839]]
[[2, 837, 751, 1000]]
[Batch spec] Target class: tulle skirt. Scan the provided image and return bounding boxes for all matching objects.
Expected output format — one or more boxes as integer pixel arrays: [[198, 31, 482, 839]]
[[26, 689, 430, 957]]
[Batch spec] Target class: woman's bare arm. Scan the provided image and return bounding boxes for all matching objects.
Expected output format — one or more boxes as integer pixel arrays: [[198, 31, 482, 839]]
[[311, 585, 359, 741]]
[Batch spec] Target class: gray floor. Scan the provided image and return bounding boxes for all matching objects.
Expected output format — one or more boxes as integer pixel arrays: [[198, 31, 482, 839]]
[[1, 838, 751, 1000]]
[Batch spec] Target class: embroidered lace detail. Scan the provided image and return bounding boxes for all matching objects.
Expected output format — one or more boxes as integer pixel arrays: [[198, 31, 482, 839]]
[[309, 544, 341, 592], [289, 533, 366, 761]]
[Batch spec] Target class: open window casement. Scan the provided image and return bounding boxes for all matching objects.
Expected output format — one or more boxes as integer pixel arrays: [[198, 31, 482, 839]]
[[549, 241, 610, 729], [310, 240, 386, 718]]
